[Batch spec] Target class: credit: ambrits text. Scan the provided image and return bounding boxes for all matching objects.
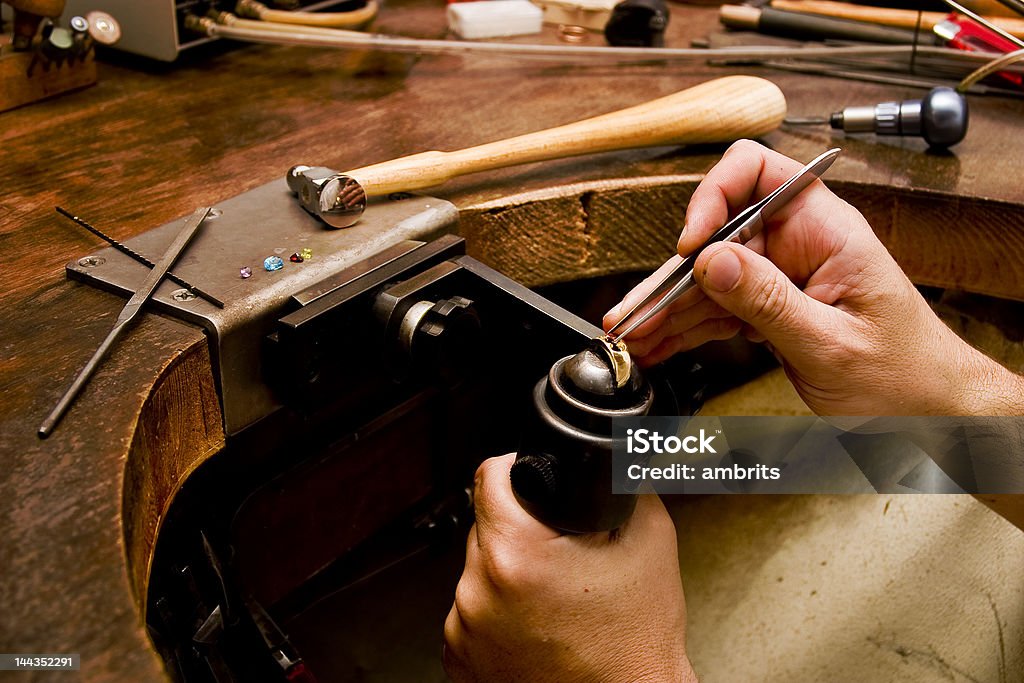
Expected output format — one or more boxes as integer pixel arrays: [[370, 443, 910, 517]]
[[625, 428, 782, 482]]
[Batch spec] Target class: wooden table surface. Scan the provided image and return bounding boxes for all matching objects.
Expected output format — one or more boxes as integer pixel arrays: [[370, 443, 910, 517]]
[[2, 3, 1023, 680]]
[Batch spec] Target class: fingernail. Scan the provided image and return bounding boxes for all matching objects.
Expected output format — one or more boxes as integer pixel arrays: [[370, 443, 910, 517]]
[[676, 224, 687, 252], [702, 248, 742, 292], [605, 302, 621, 320]]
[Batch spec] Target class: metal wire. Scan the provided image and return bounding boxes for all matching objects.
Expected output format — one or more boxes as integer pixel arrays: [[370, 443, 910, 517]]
[[957, 47, 1024, 90], [194, 11, 1024, 99], [187, 14, 999, 66]]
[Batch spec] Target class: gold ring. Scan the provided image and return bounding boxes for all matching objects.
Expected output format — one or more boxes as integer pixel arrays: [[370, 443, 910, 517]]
[[558, 25, 588, 43], [593, 335, 632, 388]]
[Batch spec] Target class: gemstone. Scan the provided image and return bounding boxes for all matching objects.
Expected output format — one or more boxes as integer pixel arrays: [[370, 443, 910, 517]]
[[263, 256, 284, 271], [289, 252, 304, 263], [300, 247, 313, 260], [240, 266, 252, 279]]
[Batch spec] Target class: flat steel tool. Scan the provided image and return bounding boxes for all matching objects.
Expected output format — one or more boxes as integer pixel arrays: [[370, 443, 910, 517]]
[[38, 207, 213, 439], [56, 206, 225, 308], [606, 147, 841, 343]]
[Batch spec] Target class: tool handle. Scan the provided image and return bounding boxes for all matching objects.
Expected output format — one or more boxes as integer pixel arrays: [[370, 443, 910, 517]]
[[344, 75, 787, 197], [721, 4, 923, 45], [771, 0, 1024, 37]]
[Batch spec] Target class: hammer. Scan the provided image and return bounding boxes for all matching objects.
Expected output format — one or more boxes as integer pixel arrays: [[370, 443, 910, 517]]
[[287, 75, 786, 228]]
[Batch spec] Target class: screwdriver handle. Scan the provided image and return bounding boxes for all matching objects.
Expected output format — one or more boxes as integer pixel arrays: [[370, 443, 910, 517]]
[[343, 75, 787, 197]]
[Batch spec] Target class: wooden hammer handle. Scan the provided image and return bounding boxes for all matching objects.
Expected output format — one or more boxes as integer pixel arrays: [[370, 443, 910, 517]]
[[344, 75, 787, 197]]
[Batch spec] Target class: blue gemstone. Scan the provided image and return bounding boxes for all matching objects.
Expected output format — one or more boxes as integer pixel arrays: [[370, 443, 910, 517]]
[[263, 256, 284, 271]]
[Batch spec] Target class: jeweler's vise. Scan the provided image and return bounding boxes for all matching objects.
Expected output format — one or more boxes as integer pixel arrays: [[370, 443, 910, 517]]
[[129, 210, 703, 682], [67, 180, 703, 537]]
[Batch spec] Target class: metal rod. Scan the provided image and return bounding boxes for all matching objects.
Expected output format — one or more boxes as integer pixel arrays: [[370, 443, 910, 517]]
[[55, 207, 225, 309], [806, 49, 983, 77], [38, 207, 212, 439], [185, 14, 997, 65], [784, 116, 830, 124], [957, 46, 1024, 90], [993, 0, 1024, 18], [764, 58, 1024, 96], [942, 0, 1024, 49], [708, 53, 1023, 95], [761, 59, 955, 89]]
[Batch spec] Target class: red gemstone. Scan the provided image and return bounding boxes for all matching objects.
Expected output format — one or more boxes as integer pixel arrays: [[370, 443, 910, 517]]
[[289, 252, 304, 263]]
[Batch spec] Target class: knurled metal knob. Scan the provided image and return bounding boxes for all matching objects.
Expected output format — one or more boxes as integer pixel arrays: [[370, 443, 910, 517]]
[[510, 454, 560, 503], [873, 101, 900, 136]]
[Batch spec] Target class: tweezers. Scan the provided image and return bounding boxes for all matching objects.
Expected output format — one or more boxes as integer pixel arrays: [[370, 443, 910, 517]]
[[606, 147, 841, 342]]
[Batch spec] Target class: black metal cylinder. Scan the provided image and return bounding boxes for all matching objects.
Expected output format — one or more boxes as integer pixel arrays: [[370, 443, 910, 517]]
[[511, 343, 654, 532]]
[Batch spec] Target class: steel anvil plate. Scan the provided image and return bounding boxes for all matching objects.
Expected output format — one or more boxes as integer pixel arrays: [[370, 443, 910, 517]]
[[67, 178, 458, 434]]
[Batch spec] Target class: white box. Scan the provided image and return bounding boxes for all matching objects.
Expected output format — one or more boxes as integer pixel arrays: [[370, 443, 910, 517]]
[[448, 0, 544, 40]]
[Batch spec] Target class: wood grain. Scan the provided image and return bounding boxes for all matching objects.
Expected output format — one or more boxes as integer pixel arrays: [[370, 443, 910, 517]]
[[836, 182, 1024, 301], [459, 177, 1024, 301], [2, 2, 1024, 680], [459, 176, 699, 287], [0, 297, 208, 682], [0, 47, 96, 113], [122, 344, 224, 610]]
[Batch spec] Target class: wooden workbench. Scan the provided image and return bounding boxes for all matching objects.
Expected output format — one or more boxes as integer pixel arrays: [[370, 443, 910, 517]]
[[1, 3, 1023, 680]]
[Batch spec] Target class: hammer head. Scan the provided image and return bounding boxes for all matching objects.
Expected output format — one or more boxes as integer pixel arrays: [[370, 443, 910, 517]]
[[287, 165, 366, 229]]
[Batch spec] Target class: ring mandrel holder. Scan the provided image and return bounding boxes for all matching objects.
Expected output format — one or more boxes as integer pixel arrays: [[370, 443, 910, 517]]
[[511, 338, 655, 533]]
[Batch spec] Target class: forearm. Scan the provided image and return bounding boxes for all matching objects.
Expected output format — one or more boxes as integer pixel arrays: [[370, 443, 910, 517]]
[[629, 659, 700, 683], [949, 344, 1024, 529], [954, 343, 1024, 416]]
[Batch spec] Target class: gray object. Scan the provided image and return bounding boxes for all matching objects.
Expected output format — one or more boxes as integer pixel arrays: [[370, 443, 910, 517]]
[[59, 0, 355, 60], [287, 165, 366, 229], [829, 87, 969, 147], [39, 208, 212, 439], [56, 207, 225, 308], [66, 180, 457, 435]]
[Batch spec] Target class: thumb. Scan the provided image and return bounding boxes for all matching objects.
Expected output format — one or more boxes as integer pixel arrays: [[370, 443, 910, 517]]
[[694, 242, 830, 359]]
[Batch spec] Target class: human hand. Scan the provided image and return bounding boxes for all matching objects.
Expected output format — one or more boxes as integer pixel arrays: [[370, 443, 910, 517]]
[[443, 454, 696, 683], [604, 140, 1023, 416]]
